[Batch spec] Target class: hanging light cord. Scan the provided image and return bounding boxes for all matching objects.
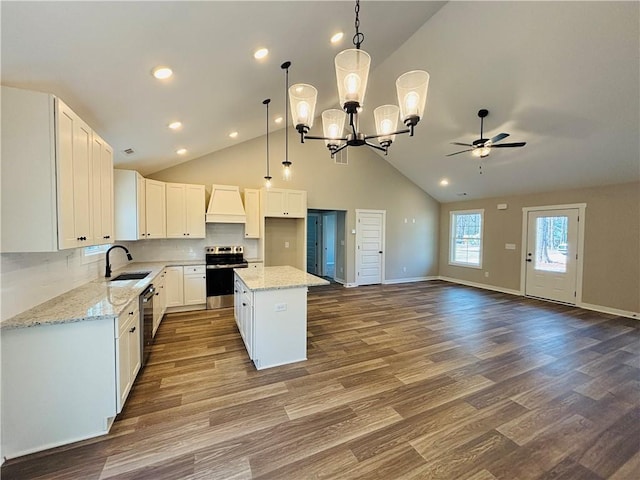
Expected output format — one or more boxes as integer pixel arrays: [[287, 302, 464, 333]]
[[263, 98, 271, 179], [353, 0, 364, 49], [285, 64, 289, 163], [281, 61, 292, 169]]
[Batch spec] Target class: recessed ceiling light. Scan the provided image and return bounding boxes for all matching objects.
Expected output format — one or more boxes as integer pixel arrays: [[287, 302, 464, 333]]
[[176, 148, 187, 155], [168, 121, 182, 130], [152, 66, 173, 80], [330, 32, 344, 44], [254, 48, 269, 60], [274, 116, 283, 124], [229, 131, 239, 139], [440, 179, 449, 186]]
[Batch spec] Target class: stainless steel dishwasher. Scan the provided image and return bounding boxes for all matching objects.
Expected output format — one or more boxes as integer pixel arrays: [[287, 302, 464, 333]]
[[139, 284, 155, 368]]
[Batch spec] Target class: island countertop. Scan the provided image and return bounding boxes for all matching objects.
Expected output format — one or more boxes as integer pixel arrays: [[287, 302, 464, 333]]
[[235, 265, 329, 291]]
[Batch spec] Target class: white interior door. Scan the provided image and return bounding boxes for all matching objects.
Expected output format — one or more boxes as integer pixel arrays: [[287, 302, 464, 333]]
[[525, 208, 580, 304], [356, 210, 385, 285]]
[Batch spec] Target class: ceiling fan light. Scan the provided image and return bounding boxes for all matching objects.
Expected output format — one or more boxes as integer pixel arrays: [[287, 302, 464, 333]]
[[374, 105, 400, 144], [335, 49, 370, 108], [396, 70, 429, 125], [289, 83, 317, 130], [322, 109, 346, 148]]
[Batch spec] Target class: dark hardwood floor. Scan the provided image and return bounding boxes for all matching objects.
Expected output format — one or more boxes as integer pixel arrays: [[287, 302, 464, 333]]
[[2, 280, 639, 479]]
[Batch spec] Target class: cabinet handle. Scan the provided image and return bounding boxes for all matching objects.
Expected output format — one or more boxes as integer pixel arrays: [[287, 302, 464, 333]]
[[129, 326, 136, 333], [187, 233, 190, 236], [242, 303, 247, 306], [155, 292, 159, 296], [129, 311, 134, 315]]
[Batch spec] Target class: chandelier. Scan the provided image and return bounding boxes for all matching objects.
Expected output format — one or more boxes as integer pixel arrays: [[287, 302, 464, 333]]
[[288, 0, 430, 158]]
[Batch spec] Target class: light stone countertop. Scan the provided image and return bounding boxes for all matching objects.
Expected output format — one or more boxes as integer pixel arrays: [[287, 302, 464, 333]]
[[1, 260, 205, 330], [235, 265, 329, 291]]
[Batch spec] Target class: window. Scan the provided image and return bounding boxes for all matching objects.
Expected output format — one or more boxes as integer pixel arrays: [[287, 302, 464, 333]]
[[81, 244, 111, 265], [450, 209, 484, 268]]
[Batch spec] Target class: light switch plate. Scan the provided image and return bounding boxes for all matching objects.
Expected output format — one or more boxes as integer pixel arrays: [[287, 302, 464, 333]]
[[505, 243, 516, 250]]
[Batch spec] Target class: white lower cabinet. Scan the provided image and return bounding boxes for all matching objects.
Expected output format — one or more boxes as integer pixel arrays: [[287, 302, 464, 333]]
[[115, 298, 141, 413], [183, 266, 206, 305], [153, 269, 167, 336], [165, 266, 185, 307], [233, 273, 306, 369], [165, 265, 206, 309]]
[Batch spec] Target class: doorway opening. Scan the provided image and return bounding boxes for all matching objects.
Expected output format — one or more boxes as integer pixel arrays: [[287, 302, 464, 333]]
[[307, 209, 346, 283]]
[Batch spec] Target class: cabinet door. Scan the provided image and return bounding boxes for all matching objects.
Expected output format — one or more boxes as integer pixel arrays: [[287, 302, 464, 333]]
[[145, 179, 166, 238], [262, 189, 286, 217], [285, 190, 307, 218], [116, 319, 130, 413], [244, 189, 260, 238], [128, 309, 141, 381], [91, 133, 114, 244], [57, 100, 92, 249], [165, 183, 186, 238], [165, 266, 184, 307], [185, 184, 206, 238], [100, 143, 114, 242], [183, 273, 206, 305], [136, 173, 146, 239]]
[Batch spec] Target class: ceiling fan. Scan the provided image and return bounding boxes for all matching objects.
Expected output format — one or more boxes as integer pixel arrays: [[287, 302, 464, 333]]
[[447, 109, 526, 158]]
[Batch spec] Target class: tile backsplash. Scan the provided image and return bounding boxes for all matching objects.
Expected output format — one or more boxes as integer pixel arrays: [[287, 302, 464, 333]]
[[0, 223, 258, 321]]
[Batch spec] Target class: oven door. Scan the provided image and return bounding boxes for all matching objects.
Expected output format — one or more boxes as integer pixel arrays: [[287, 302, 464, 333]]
[[206, 266, 243, 309]]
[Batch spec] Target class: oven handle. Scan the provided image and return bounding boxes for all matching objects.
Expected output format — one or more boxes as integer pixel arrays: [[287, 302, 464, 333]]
[[206, 264, 248, 270]]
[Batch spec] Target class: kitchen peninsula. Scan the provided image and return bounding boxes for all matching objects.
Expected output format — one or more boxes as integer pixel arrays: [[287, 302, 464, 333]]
[[234, 266, 329, 370]]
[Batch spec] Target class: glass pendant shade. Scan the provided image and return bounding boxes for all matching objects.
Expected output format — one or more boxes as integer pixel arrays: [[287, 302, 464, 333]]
[[396, 70, 429, 124], [335, 49, 371, 108], [373, 105, 400, 144], [289, 84, 317, 130], [282, 161, 292, 180], [322, 109, 346, 148]]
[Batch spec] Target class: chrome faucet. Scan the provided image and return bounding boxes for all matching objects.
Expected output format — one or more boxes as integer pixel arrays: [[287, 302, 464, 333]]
[[105, 245, 133, 278]]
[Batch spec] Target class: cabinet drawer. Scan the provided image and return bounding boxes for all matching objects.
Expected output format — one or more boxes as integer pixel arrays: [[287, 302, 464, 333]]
[[183, 265, 205, 275], [117, 300, 139, 337]]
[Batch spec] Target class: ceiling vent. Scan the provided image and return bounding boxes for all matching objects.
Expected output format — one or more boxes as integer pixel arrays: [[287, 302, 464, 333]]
[[123, 148, 135, 155], [334, 148, 348, 165]]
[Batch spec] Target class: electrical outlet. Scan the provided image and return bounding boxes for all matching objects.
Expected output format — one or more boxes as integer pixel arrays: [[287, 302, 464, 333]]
[[284, 241, 289, 248], [403, 266, 407, 273], [484, 271, 489, 278]]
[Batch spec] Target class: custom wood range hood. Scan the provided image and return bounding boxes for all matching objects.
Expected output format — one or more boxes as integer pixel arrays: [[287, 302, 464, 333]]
[[205, 184, 246, 223]]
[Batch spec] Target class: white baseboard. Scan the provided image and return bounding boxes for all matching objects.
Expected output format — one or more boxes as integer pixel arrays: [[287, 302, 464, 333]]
[[438, 276, 522, 296], [383, 276, 437, 285], [579, 302, 639, 320], [438, 276, 639, 320]]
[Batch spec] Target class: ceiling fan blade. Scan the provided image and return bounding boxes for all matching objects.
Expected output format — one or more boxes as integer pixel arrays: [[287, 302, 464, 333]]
[[446, 149, 474, 157], [490, 132, 509, 143], [450, 142, 473, 147], [492, 142, 526, 148]]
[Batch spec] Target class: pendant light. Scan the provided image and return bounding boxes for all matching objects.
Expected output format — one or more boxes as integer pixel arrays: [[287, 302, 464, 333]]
[[262, 98, 272, 188], [289, 0, 429, 158], [281, 61, 292, 180]]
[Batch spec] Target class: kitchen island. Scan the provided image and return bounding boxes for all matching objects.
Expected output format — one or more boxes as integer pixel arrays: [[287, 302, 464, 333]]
[[234, 265, 329, 370]]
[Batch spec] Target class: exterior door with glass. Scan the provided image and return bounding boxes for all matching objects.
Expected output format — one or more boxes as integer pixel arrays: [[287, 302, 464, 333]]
[[525, 208, 580, 304]]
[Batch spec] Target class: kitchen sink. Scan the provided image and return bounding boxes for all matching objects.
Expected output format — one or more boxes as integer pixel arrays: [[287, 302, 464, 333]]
[[110, 271, 151, 281]]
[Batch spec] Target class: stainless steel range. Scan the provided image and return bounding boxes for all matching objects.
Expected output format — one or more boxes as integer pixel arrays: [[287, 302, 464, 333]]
[[205, 246, 248, 309]]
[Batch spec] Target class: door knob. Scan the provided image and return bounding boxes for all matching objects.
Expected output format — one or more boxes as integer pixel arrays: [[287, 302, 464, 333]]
[[526, 259, 532, 262]]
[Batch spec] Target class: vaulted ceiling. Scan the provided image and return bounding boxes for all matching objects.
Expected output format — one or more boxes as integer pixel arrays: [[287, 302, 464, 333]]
[[2, 1, 638, 202]]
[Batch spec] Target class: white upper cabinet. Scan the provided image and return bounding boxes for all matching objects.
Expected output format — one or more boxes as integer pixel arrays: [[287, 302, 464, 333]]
[[114, 169, 146, 241], [166, 183, 205, 238], [91, 133, 114, 244], [244, 189, 260, 238], [0, 86, 112, 252], [261, 188, 307, 218], [145, 179, 166, 239]]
